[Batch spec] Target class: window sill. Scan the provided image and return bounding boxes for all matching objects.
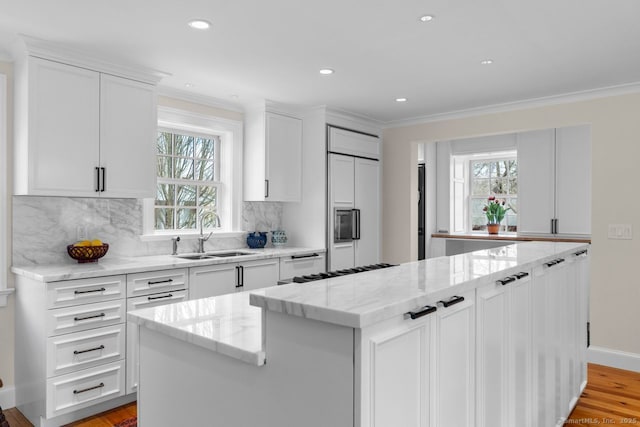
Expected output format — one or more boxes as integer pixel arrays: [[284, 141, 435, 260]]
[[0, 288, 14, 307], [139, 231, 247, 242]]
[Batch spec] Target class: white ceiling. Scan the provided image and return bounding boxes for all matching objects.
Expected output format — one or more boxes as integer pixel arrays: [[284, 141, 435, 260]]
[[1, 0, 640, 124]]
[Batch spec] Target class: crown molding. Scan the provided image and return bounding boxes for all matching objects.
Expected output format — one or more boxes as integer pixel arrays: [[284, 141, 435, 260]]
[[15, 34, 169, 84], [384, 81, 640, 129], [157, 86, 244, 113]]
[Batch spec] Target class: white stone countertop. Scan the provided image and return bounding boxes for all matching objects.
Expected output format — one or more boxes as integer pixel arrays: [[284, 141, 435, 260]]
[[128, 291, 265, 366], [128, 241, 588, 366], [250, 241, 589, 328], [11, 247, 325, 282]]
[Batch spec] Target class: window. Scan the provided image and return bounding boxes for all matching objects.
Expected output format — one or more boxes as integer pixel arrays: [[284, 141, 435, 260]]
[[144, 106, 243, 236], [155, 129, 221, 231], [469, 156, 518, 232]]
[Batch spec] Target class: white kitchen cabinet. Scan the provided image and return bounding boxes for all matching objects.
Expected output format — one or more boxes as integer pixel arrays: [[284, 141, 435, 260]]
[[476, 271, 532, 427], [433, 291, 476, 427], [125, 269, 189, 394], [15, 274, 129, 426], [358, 289, 475, 427], [244, 108, 302, 202], [517, 125, 591, 236], [189, 259, 279, 299], [279, 252, 326, 280], [14, 55, 157, 198]]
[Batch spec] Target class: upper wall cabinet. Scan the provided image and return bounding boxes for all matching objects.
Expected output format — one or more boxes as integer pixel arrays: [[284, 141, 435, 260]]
[[517, 125, 591, 236], [14, 39, 162, 198], [244, 107, 302, 202]]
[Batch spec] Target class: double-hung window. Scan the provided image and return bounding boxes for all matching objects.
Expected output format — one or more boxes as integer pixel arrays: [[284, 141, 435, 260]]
[[469, 157, 518, 232], [155, 129, 221, 231]]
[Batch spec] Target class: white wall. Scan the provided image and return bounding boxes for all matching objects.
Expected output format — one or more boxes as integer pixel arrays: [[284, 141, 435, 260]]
[[382, 91, 640, 360]]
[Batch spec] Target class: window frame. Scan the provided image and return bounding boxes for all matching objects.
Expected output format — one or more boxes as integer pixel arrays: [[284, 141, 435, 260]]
[[142, 106, 243, 238], [468, 155, 518, 233]]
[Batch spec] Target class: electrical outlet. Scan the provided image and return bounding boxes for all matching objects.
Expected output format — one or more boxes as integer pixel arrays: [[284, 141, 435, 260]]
[[607, 224, 632, 240], [76, 225, 88, 241]]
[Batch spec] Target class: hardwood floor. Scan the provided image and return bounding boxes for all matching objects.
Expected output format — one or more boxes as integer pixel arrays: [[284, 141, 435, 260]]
[[565, 364, 640, 426], [3, 364, 639, 426]]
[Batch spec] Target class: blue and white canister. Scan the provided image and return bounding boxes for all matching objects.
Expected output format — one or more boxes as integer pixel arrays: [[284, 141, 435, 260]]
[[271, 230, 288, 247]]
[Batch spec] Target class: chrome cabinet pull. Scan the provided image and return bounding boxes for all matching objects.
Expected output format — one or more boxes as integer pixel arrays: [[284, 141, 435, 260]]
[[406, 305, 437, 320], [73, 345, 105, 355], [74, 313, 106, 322], [74, 287, 106, 295], [73, 382, 104, 395]]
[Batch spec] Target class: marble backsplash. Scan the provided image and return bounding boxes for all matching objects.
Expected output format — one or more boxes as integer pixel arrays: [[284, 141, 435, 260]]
[[12, 196, 283, 266]]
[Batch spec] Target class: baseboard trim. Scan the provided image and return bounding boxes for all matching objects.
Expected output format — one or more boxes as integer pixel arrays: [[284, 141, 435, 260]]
[[588, 346, 640, 373], [0, 385, 16, 410]]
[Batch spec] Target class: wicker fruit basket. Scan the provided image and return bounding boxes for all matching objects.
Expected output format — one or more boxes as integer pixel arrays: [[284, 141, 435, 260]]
[[67, 243, 109, 263]]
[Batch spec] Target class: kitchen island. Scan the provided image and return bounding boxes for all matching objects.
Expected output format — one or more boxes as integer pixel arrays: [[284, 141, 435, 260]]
[[129, 241, 590, 427]]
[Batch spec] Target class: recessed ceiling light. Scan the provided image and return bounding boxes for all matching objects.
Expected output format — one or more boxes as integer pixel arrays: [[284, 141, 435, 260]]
[[319, 68, 334, 75], [188, 19, 211, 30], [395, 97, 408, 103], [184, 83, 194, 88], [419, 15, 434, 22], [480, 59, 494, 65]]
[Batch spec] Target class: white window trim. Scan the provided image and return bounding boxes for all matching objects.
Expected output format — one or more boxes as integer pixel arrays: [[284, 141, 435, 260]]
[[453, 150, 517, 234], [141, 106, 243, 238], [0, 73, 14, 306]]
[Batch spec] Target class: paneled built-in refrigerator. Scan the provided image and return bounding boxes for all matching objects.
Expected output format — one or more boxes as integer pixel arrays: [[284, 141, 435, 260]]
[[327, 126, 381, 271]]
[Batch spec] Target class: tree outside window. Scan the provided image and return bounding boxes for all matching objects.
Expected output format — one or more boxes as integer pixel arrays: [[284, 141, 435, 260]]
[[155, 129, 221, 231], [470, 158, 518, 232]]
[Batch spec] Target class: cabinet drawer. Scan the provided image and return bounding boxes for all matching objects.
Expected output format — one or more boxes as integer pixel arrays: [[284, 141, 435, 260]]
[[127, 289, 189, 311], [279, 253, 326, 280], [47, 275, 126, 309], [47, 299, 125, 337], [46, 324, 125, 378], [46, 360, 125, 418], [127, 268, 188, 297]]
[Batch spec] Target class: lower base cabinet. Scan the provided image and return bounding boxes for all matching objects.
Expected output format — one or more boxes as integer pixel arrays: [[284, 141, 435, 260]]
[[189, 258, 280, 299], [357, 290, 476, 427]]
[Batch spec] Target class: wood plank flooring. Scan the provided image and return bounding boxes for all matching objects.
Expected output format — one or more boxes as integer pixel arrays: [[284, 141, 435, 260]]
[[3, 364, 639, 426], [565, 364, 640, 426]]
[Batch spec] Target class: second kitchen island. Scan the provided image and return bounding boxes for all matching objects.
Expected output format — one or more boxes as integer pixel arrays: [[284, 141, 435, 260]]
[[129, 241, 590, 427]]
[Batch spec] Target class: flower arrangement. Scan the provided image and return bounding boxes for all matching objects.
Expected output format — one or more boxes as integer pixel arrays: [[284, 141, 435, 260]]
[[483, 196, 511, 225]]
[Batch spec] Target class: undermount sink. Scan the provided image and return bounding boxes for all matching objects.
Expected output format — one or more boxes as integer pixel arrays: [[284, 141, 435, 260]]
[[176, 251, 254, 260]]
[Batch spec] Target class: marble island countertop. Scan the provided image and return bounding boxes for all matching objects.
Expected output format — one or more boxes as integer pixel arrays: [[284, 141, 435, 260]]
[[11, 247, 325, 282], [129, 241, 588, 366]]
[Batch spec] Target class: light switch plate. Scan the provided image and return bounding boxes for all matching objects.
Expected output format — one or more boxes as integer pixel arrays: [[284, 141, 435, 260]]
[[608, 224, 632, 240]]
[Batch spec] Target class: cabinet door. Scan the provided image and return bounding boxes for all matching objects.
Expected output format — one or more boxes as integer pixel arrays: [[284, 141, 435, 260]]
[[189, 264, 238, 299], [329, 154, 355, 270], [99, 74, 156, 198], [555, 125, 591, 235], [265, 112, 302, 201], [476, 281, 508, 427], [240, 258, 279, 291], [26, 57, 100, 196], [508, 273, 533, 427], [517, 129, 555, 235], [354, 158, 380, 266], [433, 291, 475, 427]]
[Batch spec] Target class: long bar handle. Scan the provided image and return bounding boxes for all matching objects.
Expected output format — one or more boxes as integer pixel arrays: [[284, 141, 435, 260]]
[[407, 305, 437, 320], [438, 295, 465, 308], [100, 167, 106, 192], [291, 253, 320, 259], [497, 276, 517, 286], [147, 293, 173, 301], [73, 382, 104, 395], [74, 287, 106, 295], [95, 167, 101, 192], [74, 345, 105, 355], [74, 312, 106, 322], [148, 279, 173, 285]]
